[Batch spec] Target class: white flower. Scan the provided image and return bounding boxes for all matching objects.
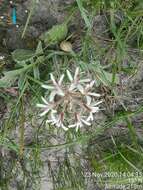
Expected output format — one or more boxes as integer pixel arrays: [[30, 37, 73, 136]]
[[86, 97, 102, 121], [68, 113, 91, 132], [46, 110, 68, 131], [36, 97, 54, 116], [67, 68, 90, 91], [42, 74, 65, 102], [81, 80, 101, 103], [37, 67, 102, 131]]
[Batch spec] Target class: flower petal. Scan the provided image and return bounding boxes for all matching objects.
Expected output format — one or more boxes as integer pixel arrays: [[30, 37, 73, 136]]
[[51, 110, 57, 121], [46, 119, 53, 123], [62, 124, 68, 131], [86, 96, 92, 105], [59, 74, 64, 85], [81, 119, 91, 126], [42, 84, 54, 90], [91, 106, 99, 113], [74, 67, 79, 80], [50, 73, 57, 86], [76, 124, 80, 132], [40, 109, 49, 116], [41, 97, 49, 104], [87, 112, 94, 121], [68, 124, 76, 128], [57, 88, 65, 96], [88, 92, 101, 97], [66, 70, 73, 81], [49, 91, 56, 102], [77, 84, 84, 93], [36, 104, 47, 108], [89, 80, 95, 88], [93, 101, 103, 106], [69, 83, 76, 91], [79, 79, 91, 83]]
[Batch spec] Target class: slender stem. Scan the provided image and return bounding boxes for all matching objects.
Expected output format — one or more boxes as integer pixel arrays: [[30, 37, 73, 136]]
[[21, 0, 36, 38], [19, 96, 25, 158]]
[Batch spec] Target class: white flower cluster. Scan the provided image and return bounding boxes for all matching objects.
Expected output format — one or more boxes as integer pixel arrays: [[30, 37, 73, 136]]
[[37, 68, 102, 131]]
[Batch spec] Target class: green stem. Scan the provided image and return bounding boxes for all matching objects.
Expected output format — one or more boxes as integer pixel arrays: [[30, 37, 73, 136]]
[[19, 96, 25, 158], [21, 0, 36, 38]]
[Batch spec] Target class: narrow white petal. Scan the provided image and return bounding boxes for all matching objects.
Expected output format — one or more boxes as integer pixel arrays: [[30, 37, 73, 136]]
[[91, 113, 94, 120], [50, 73, 57, 86], [41, 97, 49, 104], [74, 67, 79, 80], [79, 79, 91, 83], [51, 111, 57, 122], [49, 91, 56, 102], [93, 101, 103, 106], [77, 121, 83, 128], [51, 120, 57, 125], [57, 88, 65, 96], [46, 119, 53, 123], [89, 80, 95, 88], [66, 70, 73, 81], [36, 104, 47, 108], [59, 74, 64, 85], [77, 84, 84, 93], [42, 84, 54, 90], [85, 80, 95, 90], [51, 114, 56, 121], [86, 118, 90, 122], [40, 109, 49, 116], [69, 101, 73, 110], [87, 112, 94, 121], [69, 83, 76, 91], [91, 107, 99, 113], [88, 92, 101, 97], [55, 121, 61, 128], [81, 119, 91, 126], [62, 125, 68, 131], [86, 96, 92, 105], [76, 124, 80, 132], [51, 110, 57, 113], [68, 124, 76, 128]]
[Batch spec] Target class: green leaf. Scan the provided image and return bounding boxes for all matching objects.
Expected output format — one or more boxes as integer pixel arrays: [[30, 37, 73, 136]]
[[0, 64, 32, 88], [36, 41, 43, 55], [76, 0, 91, 29], [32, 41, 44, 79], [33, 65, 40, 79], [0, 68, 25, 88], [12, 49, 35, 64], [40, 23, 68, 45], [3, 42, 44, 88]]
